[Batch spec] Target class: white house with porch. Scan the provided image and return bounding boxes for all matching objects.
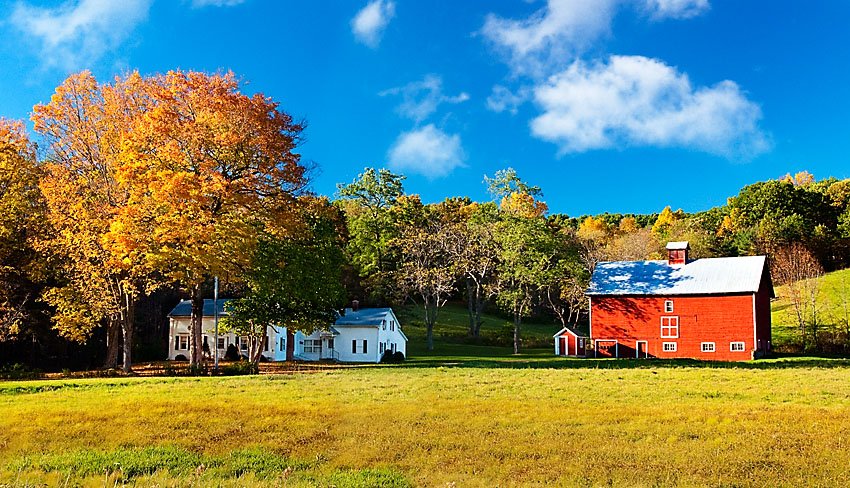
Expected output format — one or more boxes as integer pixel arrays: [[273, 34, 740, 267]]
[[166, 300, 407, 363]]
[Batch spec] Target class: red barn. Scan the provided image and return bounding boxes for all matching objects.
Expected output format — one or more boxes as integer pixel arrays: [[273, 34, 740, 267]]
[[586, 242, 773, 361]]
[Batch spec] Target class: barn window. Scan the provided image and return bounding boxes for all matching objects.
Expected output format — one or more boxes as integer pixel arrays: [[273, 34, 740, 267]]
[[730, 342, 745, 352], [663, 342, 677, 352], [701, 342, 715, 352], [664, 300, 673, 313], [660, 317, 679, 338]]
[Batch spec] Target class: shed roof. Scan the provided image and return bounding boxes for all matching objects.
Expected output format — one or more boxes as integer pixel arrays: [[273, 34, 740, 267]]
[[168, 299, 232, 317], [587, 256, 768, 296], [666, 241, 690, 250], [335, 308, 392, 326], [553, 327, 586, 338]]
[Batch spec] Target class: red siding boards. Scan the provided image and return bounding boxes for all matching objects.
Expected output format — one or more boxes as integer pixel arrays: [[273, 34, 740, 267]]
[[590, 294, 767, 361]]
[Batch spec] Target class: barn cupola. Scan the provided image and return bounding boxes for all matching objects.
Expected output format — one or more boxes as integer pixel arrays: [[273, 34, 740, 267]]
[[666, 241, 689, 265]]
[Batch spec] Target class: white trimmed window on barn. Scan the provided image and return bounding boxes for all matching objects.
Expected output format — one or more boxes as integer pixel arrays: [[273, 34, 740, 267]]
[[664, 300, 673, 313], [661, 317, 679, 338], [701, 342, 715, 352], [663, 342, 677, 352], [730, 342, 745, 352]]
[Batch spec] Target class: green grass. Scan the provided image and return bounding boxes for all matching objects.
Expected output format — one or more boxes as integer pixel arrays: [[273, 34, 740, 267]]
[[398, 301, 564, 349], [771, 267, 850, 350], [2, 358, 850, 487]]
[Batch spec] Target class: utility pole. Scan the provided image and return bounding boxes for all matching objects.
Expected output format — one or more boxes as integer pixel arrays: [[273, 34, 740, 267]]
[[214, 276, 219, 371]]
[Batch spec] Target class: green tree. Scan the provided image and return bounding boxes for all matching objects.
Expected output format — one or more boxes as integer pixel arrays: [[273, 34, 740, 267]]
[[391, 198, 456, 351], [221, 200, 347, 364], [336, 168, 406, 300]]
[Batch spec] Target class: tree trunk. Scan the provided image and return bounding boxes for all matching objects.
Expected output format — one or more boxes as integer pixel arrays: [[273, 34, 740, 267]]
[[466, 279, 476, 336], [103, 317, 120, 369], [513, 306, 521, 355], [121, 290, 135, 373], [424, 295, 436, 351], [474, 294, 485, 337], [189, 283, 204, 366]]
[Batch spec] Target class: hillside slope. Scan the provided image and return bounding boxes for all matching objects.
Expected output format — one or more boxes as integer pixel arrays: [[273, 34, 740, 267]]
[[771, 267, 850, 351]]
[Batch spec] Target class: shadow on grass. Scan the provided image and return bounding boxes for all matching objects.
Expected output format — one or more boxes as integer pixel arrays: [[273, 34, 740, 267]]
[[402, 353, 850, 371]]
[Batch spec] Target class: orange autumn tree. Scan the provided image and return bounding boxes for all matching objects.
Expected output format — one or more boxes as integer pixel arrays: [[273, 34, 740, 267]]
[[32, 71, 153, 372], [108, 70, 310, 366], [0, 119, 44, 340]]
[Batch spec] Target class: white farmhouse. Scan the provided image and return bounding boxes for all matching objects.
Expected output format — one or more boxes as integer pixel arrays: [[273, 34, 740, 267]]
[[167, 300, 407, 363]]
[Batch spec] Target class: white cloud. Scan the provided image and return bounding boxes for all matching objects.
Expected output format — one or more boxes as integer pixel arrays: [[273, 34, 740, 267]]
[[11, 0, 153, 69], [529, 55, 771, 160], [644, 0, 709, 19], [481, 0, 710, 76], [351, 0, 395, 48], [191, 0, 246, 7], [387, 125, 466, 179], [486, 85, 531, 115], [380, 75, 469, 122]]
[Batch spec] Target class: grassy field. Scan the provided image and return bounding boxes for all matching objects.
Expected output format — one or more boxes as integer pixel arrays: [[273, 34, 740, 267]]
[[3, 355, 850, 487], [2, 298, 850, 486]]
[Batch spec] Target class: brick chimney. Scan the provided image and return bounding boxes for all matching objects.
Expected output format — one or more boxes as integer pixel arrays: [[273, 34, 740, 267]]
[[351, 299, 360, 312], [666, 241, 689, 265]]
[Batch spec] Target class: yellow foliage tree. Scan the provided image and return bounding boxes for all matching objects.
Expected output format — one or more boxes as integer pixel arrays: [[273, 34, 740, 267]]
[[651, 206, 683, 237]]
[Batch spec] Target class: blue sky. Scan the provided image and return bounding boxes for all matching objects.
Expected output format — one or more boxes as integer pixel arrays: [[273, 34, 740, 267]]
[[1, 0, 848, 216]]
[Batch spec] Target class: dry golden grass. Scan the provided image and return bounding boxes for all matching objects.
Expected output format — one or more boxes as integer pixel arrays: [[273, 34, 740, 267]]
[[2, 359, 850, 486]]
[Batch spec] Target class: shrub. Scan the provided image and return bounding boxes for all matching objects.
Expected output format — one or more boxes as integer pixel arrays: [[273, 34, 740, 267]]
[[224, 344, 240, 361], [381, 351, 405, 363], [221, 360, 258, 376], [0, 363, 42, 380], [174, 354, 188, 361]]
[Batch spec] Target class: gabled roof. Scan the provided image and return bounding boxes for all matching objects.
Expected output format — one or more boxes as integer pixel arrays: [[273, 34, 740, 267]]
[[666, 241, 690, 250], [553, 327, 586, 338], [168, 299, 232, 317], [587, 256, 768, 296], [334, 308, 392, 327]]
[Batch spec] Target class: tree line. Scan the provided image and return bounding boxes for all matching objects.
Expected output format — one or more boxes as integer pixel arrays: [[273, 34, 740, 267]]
[[1, 70, 848, 370]]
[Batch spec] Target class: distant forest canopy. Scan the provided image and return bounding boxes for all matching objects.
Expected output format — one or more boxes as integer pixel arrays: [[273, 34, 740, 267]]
[[547, 170, 850, 271], [1, 69, 848, 371]]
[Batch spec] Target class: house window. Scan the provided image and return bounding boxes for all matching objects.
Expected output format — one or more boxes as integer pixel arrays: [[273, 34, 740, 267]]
[[382, 320, 386, 330], [380, 343, 385, 354], [263, 336, 269, 351], [701, 342, 715, 352], [217, 337, 225, 350], [328, 338, 334, 350], [730, 342, 745, 352], [391, 343, 396, 353], [390, 320, 394, 331], [363, 340, 368, 354], [304, 340, 321, 353], [176, 335, 188, 351], [240, 337, 248, 351], [352, 340, 357, 354], [664, 300, 673, 313], [660, 317, 679, 338], [663, 342, 677, 352], [280, 337, 285, 352]]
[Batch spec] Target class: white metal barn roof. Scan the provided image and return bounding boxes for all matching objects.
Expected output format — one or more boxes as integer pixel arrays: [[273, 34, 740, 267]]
[[586, 256, 768, 296]]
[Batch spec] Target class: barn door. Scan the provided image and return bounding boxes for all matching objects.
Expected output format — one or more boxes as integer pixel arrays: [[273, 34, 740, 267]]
[[636, 341, 648, 359], [577, 338, 585, 356], [559, 337, 567, 356]]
